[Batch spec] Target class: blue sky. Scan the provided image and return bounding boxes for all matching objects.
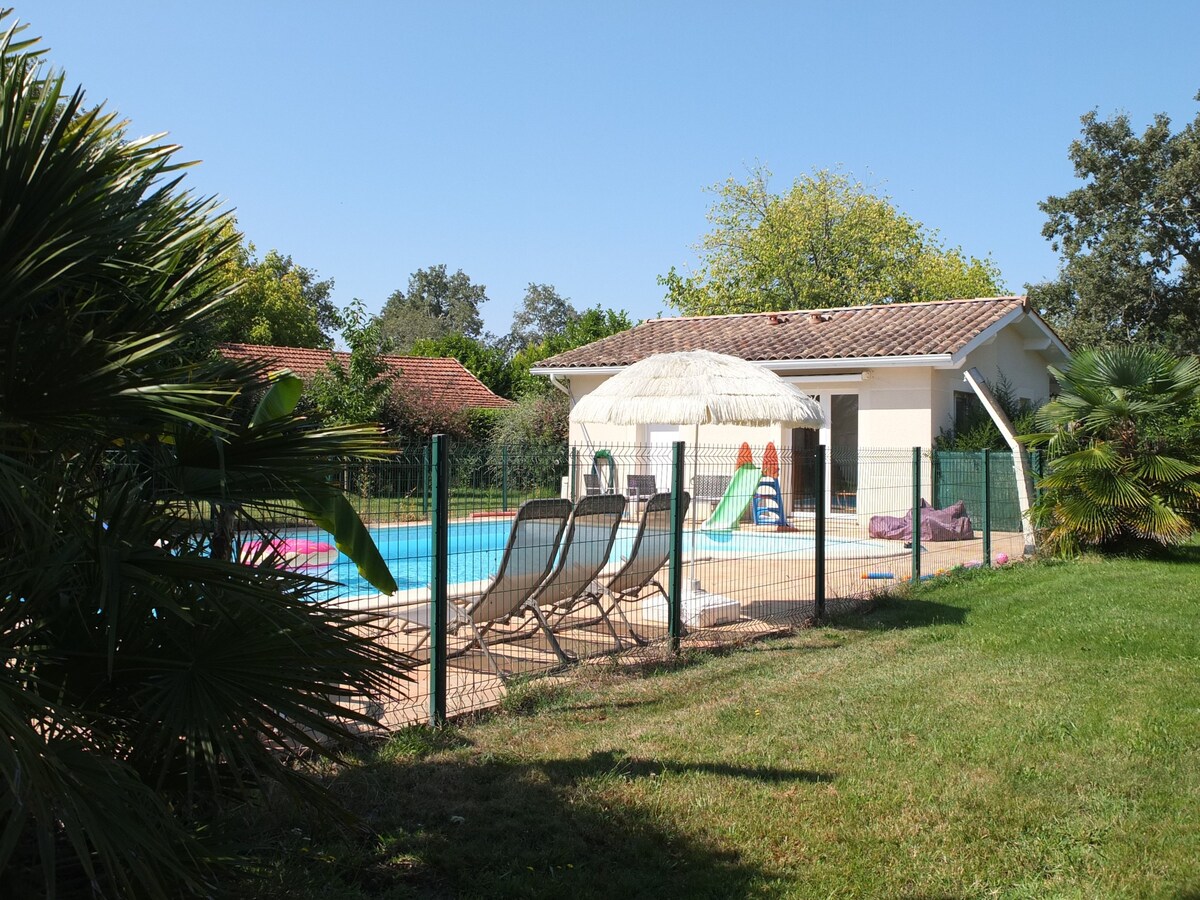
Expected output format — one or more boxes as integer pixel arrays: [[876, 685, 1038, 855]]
[[31, 1, 1200, 338]]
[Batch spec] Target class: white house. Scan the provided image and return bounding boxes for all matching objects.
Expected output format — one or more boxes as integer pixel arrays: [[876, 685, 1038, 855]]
[[531, 296, 1069, 524]]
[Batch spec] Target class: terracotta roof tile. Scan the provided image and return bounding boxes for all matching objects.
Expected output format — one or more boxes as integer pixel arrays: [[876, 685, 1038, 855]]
[[218, 344, 512, 410], [534, 297, 1034, 369]]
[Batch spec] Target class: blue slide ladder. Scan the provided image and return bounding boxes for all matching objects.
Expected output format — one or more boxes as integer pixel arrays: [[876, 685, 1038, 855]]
[[752, 477, 789, 526]]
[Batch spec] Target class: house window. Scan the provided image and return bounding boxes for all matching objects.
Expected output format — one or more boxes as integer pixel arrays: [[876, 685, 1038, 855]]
[[954, 391, 985, 435]]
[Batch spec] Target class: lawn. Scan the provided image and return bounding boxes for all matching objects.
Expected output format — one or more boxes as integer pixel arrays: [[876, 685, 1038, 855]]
[[234, 551, 1200, 898]]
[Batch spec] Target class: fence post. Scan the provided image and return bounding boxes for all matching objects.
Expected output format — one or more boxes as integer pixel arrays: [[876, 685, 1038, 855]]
[[501, 446, 509, 512], [814, 444, 826, 620], [421, 442, 430, 519], [570, 447, 579, 503], [982, 448, 992, 567], [668, 440, 685, 652], [931, 450, 940, 511], [428, 434, 449, 726], [911, 447, 922, 583]]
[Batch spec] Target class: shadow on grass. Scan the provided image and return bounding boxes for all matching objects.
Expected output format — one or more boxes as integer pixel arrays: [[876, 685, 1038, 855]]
[[833, 592, 969, 631], [551, 749, 832, 785], [240, 747, 832, 898], [1147, 543, 1200, 566]]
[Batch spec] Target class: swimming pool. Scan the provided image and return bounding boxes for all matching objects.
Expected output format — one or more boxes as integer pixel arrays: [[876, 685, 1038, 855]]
[[316, 520, 903, 600]]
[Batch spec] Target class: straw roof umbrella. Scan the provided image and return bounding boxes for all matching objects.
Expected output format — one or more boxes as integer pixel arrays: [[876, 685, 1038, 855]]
[[570, 350, 824, 593], [570, 350, 824, 429]]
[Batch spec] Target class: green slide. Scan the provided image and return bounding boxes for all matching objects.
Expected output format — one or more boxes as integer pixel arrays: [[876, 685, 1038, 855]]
[[702, 464, 762, 530]]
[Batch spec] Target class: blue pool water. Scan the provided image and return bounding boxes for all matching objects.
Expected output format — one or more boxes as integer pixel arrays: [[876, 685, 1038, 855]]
[[316, 520, 898, 600]]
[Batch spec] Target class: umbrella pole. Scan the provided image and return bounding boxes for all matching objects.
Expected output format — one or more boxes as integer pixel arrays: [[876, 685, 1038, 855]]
[[689, 423, 700, 592]]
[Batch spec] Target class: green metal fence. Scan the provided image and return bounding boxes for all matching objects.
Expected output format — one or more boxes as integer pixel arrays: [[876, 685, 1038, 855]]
[[932, 450, 1034, 533], [250, 438, 1037, 730]]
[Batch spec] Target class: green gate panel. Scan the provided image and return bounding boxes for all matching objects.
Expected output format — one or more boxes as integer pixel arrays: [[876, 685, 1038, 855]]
[[932, 451, 1024, 533]]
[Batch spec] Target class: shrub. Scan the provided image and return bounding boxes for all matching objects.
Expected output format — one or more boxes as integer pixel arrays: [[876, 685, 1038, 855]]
[[488, 393, 570, 491], [1024, 347, 1200, 555]]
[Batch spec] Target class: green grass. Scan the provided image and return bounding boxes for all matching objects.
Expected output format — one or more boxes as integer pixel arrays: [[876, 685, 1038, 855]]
[[232, 552, 1200, 898]]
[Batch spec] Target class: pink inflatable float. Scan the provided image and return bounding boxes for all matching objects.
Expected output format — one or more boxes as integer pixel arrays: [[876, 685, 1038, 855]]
[[239, 538, 336, 571]]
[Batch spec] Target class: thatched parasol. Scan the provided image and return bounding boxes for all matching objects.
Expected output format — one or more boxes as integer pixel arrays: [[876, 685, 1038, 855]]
[[570, 350, 824, 429], [570, 350, 824, 594]]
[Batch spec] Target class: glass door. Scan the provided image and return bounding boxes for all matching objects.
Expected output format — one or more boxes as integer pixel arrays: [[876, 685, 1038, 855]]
[[643, 424, 680, 495], [829, 394, 859, 513], [789, 392, 858, 515], [790, 396, 820, 511]]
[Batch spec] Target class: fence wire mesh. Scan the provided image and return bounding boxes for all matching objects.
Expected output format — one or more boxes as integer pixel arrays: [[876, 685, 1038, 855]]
[[243, 439, 1034, 728]]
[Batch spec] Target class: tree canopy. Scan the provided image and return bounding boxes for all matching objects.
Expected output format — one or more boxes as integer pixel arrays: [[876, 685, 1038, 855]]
[[377, 264, 487, 352], [509, 306, 633, 397], [506, 282, 577, 353], [1028, 95, 1200, 354], [661, 167, 1003, 316], [309, 300, 397, 426], [208, 225, 336, 347]]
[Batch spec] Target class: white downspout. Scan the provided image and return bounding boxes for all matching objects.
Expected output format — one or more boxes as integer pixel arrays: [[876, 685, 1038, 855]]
[[963, 367, 1036, 554], [549, 373, 588, 442], [548, 373, 572, 399]]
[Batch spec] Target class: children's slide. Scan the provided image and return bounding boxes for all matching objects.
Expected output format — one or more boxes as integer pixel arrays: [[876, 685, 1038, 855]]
[[702, 464, 762, 530]]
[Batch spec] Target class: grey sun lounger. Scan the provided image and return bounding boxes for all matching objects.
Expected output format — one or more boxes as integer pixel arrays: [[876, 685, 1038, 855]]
[[384, 497, 572, 677], [591, 491, 689, 647], [528, 493, 627, 652]]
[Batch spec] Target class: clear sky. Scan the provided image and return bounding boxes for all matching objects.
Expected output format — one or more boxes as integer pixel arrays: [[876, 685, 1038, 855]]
[[29, 1, 1200, 338]]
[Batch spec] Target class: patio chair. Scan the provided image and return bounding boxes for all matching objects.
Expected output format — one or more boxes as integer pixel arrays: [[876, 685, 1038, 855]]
[[625, 473, 657, 517], [583, 472, 603, 496], [381, 497, 572, 677], [594, 491, 690, 647], [692, 473, 732, 510], [526, 493, 627, 651]]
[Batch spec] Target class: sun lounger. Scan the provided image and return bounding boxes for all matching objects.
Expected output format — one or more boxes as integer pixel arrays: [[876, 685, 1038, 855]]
[[597, 491, 690, 647], [527, 493, 627, 654], [373, 497, 572, 677]]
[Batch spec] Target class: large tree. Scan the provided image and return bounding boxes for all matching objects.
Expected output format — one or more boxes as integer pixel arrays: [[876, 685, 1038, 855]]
[[377, 264, 487, 352], [1028, 95, 1200, 353], [209, 225, 337, 348], [506, 282, 577, 353], [661, 167, 1003, 315]]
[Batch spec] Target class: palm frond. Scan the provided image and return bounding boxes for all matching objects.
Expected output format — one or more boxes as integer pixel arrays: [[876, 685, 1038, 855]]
[[0, 19, 410, 894]]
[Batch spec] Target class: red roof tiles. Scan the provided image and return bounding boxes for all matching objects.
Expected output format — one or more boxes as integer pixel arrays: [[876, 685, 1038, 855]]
[[218, 343, 511, 410], [534, 297, 1041, 370]]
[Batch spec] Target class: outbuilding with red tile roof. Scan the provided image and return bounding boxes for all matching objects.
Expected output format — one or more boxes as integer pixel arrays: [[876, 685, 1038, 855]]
[[219, 343, 511, 413]]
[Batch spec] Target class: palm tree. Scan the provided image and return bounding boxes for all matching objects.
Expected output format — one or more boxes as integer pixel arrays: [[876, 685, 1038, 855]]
[[1024, 346, 1200, 555], [0, 16, 406, 896]]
